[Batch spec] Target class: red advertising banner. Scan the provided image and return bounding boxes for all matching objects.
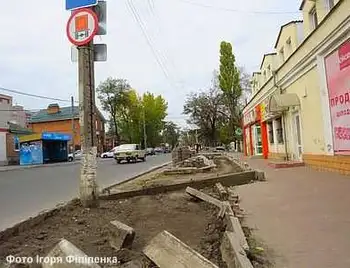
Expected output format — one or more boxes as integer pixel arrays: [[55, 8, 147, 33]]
[[325, 39, 350, 154]]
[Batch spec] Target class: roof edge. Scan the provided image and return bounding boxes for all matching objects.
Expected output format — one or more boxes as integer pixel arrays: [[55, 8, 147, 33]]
[[274, 20, 304, 49], [260, 53, 277, 70]]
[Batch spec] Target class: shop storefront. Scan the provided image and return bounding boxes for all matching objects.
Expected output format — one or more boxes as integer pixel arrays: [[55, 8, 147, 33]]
[[243, 103, 269, 159]]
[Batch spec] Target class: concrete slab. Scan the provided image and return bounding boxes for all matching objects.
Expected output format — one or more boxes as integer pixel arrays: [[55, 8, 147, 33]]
[[215, 183, 228, 200], [101, 171, 256, 201], [225, 215, 249, 250], [220, 231, 253, 268], [42, 239, 101, 268], [186, 187, 222, 208], [143, 230, 218, 268], [109, 220, 135, 250], [254, 170, 266, 181]]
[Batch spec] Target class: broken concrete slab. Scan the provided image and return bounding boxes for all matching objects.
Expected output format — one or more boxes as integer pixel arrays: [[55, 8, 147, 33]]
[[101, 171, 256, 201], [254, 170, 266, 181], [215, 183, 229, 200], [42, 239, 101, 268], [186, 187, 222, 208], [109, 220, 135, 250], [225, 215, 249, 250], [220, 231, 253, 268], [222, 201, 234, 216], [143, 230, 219, 268]]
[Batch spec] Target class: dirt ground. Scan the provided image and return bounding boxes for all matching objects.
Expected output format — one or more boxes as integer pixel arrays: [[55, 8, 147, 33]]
[[111, 157, 243, 193], [0, 189, 227, 268]]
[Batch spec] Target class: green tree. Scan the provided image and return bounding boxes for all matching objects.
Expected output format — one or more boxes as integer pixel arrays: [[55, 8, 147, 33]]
[[162, 121, 180, 149], [218, 41, 242, 141], [97, 78, 131, 143], [183, 84, 226, 146], [141, 92, 168, 147], [117, 89, 142, 144]]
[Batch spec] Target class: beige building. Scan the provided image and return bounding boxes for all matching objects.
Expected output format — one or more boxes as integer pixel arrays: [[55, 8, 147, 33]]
[[243, 0, 350, 174]]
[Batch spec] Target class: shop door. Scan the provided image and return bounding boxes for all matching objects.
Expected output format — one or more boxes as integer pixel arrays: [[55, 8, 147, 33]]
[[254, 125, 263, 155], [293, 113, 303, 161]]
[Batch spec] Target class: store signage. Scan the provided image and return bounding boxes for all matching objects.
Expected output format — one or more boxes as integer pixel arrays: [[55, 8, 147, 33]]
[[243, 110, 256, 126], [325, 39, 350, 154], [42, 132, 72, 141], [260, 98, 271, 121]]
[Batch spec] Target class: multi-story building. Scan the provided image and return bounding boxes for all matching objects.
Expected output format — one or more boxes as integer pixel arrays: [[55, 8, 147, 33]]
[[242, 0, 350, 174], [28, 103, 106, 154]]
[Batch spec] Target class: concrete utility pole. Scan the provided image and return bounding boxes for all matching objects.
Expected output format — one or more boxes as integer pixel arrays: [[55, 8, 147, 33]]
[[143, 106, 147, 149], [71, 96, 75, 160], [78, 41, 99, 208]]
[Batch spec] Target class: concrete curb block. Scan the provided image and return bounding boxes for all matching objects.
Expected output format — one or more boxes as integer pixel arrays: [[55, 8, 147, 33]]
[[143, 230, 219, 268], [0, 161, 80, 173], [109, 220, 135, 250], [220, 186, 254, 268], [100, 171, 256, 200], [43, 238, 102, 268], [102, 161, 172, 193]]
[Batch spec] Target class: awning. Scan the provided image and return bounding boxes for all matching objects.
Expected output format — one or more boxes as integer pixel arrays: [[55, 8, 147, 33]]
[[268, 93, 300, 113]]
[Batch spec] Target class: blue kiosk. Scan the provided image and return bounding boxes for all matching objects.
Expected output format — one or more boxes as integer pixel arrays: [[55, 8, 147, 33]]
[[19, 132, 72, 166]]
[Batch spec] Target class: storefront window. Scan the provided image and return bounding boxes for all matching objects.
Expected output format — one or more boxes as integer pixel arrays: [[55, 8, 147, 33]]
[[276, 117, 284, 144], [268, 121, 274, 144]]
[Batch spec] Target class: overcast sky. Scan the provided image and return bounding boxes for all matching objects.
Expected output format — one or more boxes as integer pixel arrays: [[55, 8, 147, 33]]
[[0, 0, 301, 127]]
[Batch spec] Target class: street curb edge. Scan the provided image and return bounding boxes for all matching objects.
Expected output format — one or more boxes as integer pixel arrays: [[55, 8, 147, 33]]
[[102, 161, 172, 193]]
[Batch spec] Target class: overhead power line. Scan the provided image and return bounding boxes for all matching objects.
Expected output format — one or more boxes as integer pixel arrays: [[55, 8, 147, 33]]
[[126, 0, 171, 81], [175, 0, 313, 14], [0, 86, 76, 103]]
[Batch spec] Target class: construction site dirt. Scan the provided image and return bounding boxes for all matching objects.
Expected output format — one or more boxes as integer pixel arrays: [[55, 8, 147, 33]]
[[0, 190, 228, 267]]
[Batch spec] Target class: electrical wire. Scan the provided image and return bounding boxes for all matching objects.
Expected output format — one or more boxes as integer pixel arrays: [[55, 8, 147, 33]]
[[127, 0, 171, 81], [0, 86, 78, 103], [175, 0, 328, 14]]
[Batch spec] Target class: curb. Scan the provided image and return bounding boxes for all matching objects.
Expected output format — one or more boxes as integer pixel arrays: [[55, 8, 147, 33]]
[[102, 161, 172, 193], [0, 161, 80, 173]]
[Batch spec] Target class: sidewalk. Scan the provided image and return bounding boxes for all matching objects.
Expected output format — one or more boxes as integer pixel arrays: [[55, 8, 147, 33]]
[[0, 161, 80, 172], [236, 158, 350, 268]]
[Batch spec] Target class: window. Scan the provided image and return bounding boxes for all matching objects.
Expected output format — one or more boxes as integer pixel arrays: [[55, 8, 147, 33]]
[[267, 121, 274, 144], [263, 70, 267, 81], [280, 48, 285, 63], [275, 117, 284, 144], [310, 8, 318, 30]]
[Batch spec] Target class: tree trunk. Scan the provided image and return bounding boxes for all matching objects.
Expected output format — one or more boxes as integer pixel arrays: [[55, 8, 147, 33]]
[[113, 116, 120, 144]]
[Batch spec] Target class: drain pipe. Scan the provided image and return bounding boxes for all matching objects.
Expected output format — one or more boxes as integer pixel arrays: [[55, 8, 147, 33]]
[[273, 71, 289, 161], [282, 110, 289, 161]]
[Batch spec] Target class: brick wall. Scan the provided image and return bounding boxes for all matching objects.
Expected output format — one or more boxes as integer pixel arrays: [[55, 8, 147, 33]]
[[28, 117, 105, 153], [303, 154, 350, 175], [6, 133, 19, 165]]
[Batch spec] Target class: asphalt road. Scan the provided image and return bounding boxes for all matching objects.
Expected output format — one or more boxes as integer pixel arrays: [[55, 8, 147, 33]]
[[0, 154, 171, 231]]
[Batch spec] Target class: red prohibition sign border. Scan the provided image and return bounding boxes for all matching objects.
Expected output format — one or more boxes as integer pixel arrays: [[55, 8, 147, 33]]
[[66, 8, 99, 46]]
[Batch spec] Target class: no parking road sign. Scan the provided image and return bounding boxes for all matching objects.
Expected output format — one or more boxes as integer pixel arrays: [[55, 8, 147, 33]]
[[66, 8, 98, 46]]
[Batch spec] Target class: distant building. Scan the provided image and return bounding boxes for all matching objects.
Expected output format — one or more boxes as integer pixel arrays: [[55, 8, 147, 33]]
[[28, 104, 106, 154], [0, 94, 31, 165]]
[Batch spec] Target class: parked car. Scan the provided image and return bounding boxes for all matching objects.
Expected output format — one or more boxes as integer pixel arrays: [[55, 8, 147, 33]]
[[154, 147, 164, 154], [214, 146, 226, 152], [100, 146, 118, 158], [163, 147, 171, 153], [68, 150, 82, 162], [114, 144, 146, 164], [146, 147, 155, 155]]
